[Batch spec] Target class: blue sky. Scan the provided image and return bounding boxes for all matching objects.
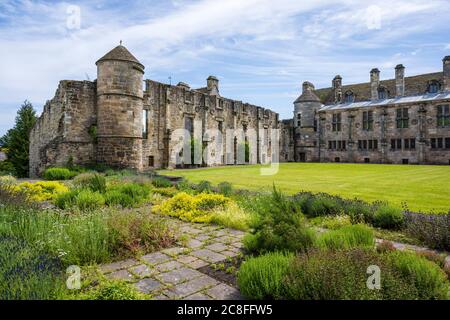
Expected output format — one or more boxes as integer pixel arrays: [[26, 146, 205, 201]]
[[1, 0, 449, 136]]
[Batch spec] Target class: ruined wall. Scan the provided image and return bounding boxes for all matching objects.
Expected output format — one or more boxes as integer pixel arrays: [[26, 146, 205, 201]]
[[143, 80, 279, 169], [29, 80, 96, 177]]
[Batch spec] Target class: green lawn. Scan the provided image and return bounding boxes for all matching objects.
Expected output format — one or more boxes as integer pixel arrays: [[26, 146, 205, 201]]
[[159, 163, 450, 213]]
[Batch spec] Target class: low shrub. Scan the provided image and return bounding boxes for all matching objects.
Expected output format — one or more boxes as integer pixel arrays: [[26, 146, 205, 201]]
[[13, 181, 69, 202], [104, 190, 134, 208], [0, 160, 15, 175], [310, 215, 352, 230], [376, 240, 396, 253], [106, 183, 151, 207], [155, 192, 230, 223], [0, 175, 17, 186], [151, 177, 172, 188], [43, 167, 78, 180], [176, 179, 195, 193], [211, 202, 255, 231], [152, 187, 179, 198], [196, 180, 212, 193], [75, 190, 105, 211], [55, 188, 105, 211], [0, 236, 65, 300], [299, 193, 343, 217], [217, 182, 233, 196], [404, 212, 450, 251], [108, 210, 176, 257], [75, 280, 147, 300], [244, 188, 316, 254], [345, 200, 375, 224], [283, 248, 421, 300], [238, 252, 294, 299], [316, 224, 375, 250], [0, 184, 32, 208], [73, 173, 107, 193], [387, 250, 449, 300], [373, 205, 404, 230]]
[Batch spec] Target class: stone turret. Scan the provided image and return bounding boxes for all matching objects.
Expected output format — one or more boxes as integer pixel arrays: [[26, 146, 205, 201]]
[[95, 44, 145, 170]]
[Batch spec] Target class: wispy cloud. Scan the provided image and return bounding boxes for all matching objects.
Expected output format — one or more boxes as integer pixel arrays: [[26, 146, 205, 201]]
[[0, 0, 449, 135]]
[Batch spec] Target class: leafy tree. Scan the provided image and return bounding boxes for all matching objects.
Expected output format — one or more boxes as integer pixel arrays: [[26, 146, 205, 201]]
[[0, 101, 37, 177]]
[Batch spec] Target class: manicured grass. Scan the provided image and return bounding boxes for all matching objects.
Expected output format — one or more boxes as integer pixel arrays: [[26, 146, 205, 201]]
[[159, 163, 450, 212]]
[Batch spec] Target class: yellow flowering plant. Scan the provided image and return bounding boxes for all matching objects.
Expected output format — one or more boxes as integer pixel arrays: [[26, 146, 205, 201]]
[[13, 181, 69, 202]]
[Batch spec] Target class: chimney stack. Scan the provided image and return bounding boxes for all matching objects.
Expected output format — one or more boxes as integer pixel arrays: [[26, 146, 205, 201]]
[[370, 68, 380, 101], [207, 76, 219, 95], [443, 56, 450, 91], [332, 75, 342, 104], [303, 81, 315, 93], [395, 64, 405, 97]]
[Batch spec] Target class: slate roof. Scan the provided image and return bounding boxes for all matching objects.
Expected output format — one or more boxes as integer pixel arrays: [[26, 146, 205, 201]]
[[314, 72, 443, 105], [319, 91, 450, 111], [294, 90, 321, 103], [96, 45, 144, 68]]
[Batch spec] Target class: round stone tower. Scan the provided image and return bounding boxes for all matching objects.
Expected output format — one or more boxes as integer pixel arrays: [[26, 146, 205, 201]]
[[95, 45, 145, 170]]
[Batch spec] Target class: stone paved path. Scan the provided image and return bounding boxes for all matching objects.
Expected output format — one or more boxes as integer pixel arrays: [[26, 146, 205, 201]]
[[99, 219, 245, 300]]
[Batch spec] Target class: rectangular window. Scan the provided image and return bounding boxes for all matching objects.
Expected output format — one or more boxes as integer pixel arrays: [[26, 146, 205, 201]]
[[368, 140, 373, 150], [329, 141, 332, 150], [397, 139, 402, 150], [445, 138, 450, 149], [332, 113, 342, 132], [431, 138, 436, 149], [142, 110, 148, 139], [342, 141, 346, 150], [404, 139, 410, 150], [362, 111, 374, 131], [391, 139, 396, 150], [358, 140, 363, 150], [148, 156, 154, 167], [373, 140, 378, 150], [410, 138, 416, 150], [437, 138, 443, 149], [396, 108, 409, 128], [437, 105, 450, 127]]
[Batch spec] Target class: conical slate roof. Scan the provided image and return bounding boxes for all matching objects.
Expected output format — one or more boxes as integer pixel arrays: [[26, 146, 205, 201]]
[[96, 45, 144, 68], [294, 90, 321, 103]]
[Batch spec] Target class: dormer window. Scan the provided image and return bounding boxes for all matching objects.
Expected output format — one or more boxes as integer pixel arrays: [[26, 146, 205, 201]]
[[344, 91, 354, 103], [378, 87, 388, 100], [428, 80, 441, 94]]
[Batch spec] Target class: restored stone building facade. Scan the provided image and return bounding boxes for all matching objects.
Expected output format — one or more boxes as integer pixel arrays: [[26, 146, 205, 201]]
[[288, 57, 450, 165], [30, 45, 279, 177]]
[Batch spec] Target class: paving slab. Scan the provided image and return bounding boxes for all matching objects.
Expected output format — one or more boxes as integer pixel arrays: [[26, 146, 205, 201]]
[[134, 278, 164, 294], [141, 252, 171, 265], [106, 269, 135, 282], [206, 283, 243, 300], [129, 264, 158, 278], [205, 242, 229, 252], [191, 249, 227, 263], [176, 255, 198, 264], [99, 259, 139, 274], [155, 260, 184, 272], [161, 247, 187, 256], [164, 275, 218, 299], [157, 267, 204, 285]]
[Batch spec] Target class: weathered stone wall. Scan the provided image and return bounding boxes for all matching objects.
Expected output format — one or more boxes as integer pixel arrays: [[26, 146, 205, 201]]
[[315, 101, 450, 164], [29, 80, 96, 177], [96, 59, 144, 170], [142, 79, 279, 169]]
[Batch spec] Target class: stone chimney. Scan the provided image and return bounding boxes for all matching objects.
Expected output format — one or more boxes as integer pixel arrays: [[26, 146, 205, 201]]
[[395, 64, 405, 97], [443, 56, 450, 91], [370, 68, 380, 101], [303, 81, 315, 93], [207, 76, 219, 95], [332, 75, 342, 104]]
